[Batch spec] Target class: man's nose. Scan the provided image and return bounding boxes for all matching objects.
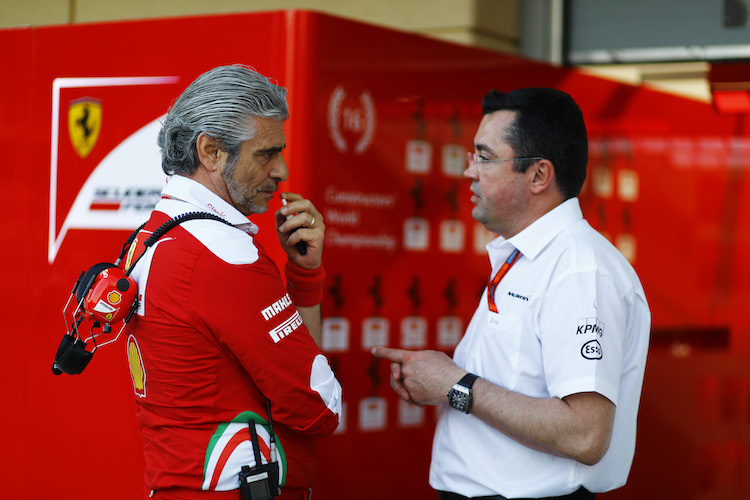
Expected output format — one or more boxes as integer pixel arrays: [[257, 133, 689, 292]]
[[464, 160, 479, 179], [271, 155, 289, 182]]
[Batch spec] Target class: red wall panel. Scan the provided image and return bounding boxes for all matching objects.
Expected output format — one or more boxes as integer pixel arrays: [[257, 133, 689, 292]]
[[2, 10, 750, 500]]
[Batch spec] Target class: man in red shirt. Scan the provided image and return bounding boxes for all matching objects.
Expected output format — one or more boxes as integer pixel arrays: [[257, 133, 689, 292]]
[[125, 65, 341, 500]]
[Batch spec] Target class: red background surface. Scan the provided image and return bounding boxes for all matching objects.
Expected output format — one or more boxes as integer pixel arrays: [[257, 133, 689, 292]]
[[1, 10, 749, 499]]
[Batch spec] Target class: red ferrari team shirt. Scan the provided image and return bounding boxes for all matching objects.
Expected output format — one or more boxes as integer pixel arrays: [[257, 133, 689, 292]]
[[125, 175, 342, 495]]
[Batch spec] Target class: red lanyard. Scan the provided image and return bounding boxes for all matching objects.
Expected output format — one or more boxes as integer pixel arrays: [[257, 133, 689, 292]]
[[488, 248, 521, 313]]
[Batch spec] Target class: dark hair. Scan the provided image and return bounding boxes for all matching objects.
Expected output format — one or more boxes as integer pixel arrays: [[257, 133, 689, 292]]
[[481, 88, 588, 199]]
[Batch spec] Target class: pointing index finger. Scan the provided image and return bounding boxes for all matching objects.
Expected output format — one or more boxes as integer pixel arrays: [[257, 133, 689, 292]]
[[371, 346, 408, 363]]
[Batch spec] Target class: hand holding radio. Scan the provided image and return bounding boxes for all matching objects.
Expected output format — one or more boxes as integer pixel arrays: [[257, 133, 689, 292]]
[[276, 193, 324, 269]]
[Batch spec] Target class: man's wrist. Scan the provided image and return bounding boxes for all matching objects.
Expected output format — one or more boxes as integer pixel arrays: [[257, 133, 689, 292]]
[[447, 373, 480, 414], [285, 261, 326, 306]]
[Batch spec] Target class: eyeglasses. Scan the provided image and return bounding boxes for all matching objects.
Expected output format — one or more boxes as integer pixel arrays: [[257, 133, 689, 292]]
[[466, 152, 545, 172]]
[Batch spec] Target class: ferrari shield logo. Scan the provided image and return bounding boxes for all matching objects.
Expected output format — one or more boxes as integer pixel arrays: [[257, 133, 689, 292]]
[[68, 98, 102, 158]]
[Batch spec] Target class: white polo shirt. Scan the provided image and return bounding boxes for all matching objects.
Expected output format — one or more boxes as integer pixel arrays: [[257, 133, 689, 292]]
[[429, 198, 650, 498]]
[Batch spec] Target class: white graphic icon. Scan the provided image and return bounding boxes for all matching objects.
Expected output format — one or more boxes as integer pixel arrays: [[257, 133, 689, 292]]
[[404, 217, 429, 251], [437, 316, 463, 348], [327, 86, 377, 155], [399, 399, 425, 427], [359, 397, 387, 431], [405, 139, 432, 173], [442, 144, 466, 177], [362, 317, 389, 349], [322, 317, 350, 352], [401, 316, 428, 349], [473, 223, 496, 254], [440, 219, 465, 252]]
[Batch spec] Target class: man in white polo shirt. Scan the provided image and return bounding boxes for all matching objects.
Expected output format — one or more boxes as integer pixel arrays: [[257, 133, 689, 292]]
[[373, 88, 650, 500]]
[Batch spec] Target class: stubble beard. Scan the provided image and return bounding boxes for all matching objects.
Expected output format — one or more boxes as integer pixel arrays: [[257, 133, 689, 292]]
[[223, 170, 277, 215]]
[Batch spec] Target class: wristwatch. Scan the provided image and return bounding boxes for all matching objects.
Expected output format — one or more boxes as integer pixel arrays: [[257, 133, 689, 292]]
[[447, 373, 480, 414]]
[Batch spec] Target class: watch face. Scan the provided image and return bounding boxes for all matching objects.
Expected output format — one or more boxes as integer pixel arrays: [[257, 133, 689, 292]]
[[449, 387, 469, 411]]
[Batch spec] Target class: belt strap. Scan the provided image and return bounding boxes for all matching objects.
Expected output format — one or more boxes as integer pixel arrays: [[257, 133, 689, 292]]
[[149, 487, 312, 500], [437, 486, 595, 500]]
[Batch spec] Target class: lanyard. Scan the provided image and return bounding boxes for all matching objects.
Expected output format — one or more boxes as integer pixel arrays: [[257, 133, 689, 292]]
[[487, 248, 521, 313]]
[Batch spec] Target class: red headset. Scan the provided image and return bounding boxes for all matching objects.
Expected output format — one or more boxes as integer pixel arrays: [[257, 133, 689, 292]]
[[52, 212, 233, 375], [53, 263, 140, 375]]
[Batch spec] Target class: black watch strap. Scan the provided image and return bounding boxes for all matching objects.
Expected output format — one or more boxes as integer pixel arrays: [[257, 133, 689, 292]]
[[448, 372, 480, 414], [458, 373, 479, 389]]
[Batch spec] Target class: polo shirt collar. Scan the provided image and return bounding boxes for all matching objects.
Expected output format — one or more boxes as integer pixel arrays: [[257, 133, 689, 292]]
[[161, 174, 260, 235], [487, 197, 583, 261]]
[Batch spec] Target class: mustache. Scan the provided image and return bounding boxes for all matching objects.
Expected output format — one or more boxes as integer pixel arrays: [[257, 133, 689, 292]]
[[257, 180, 279, 194]]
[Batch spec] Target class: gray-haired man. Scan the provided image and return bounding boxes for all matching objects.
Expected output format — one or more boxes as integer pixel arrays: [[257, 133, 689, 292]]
[[126, 65, 341, 500]]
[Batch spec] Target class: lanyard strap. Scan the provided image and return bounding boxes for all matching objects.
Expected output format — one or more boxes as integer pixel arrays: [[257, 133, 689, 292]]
[[487, 248, 521, 313]]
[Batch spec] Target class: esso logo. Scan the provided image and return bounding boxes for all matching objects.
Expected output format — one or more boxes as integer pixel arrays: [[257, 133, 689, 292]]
[[581, 340, 603, 360]]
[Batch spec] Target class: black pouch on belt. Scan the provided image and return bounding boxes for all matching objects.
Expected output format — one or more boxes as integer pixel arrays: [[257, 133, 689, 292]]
[[238, 421, 280, 500]]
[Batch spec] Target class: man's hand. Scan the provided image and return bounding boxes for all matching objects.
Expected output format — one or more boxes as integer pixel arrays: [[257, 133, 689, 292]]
[[371, 347, 466, 406], [276, 192, 324, 269]]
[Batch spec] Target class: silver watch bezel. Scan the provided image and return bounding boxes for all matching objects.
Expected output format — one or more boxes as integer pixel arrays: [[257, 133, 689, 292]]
[[448, 384, 472, 413]]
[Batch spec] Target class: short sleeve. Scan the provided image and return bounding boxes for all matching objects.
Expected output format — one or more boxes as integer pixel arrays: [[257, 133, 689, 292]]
[[539, 269, 626, 405]]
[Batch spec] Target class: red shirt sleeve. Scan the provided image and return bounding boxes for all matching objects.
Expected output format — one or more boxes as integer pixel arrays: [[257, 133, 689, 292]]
[[189, 246, 339, 437]]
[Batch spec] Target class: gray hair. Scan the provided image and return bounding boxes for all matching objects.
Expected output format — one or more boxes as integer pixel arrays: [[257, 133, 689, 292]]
[[158, 64, 289, 176]]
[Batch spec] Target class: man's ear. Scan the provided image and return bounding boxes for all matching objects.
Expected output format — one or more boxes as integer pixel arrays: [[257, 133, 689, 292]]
[[196, 133, 222, 172], [529, 159, 556, 195]]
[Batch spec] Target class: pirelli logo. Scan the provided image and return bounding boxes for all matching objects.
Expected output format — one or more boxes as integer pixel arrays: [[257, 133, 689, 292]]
[[262, 294, 292, 321], [269, 311, 303, 343]]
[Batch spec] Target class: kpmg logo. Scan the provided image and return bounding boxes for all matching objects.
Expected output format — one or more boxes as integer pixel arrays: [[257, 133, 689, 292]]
[[48, 76, 179, 263], [577, 317, 604, 337]]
